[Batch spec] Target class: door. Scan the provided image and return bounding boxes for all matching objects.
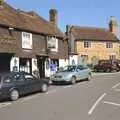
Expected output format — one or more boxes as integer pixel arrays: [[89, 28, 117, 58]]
[[0, 53, 13, 72], [37, 57, 45, 78]]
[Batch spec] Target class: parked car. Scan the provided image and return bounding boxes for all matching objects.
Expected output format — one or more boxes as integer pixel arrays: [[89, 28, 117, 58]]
[[94, 61, 120, 72], [0, 72, 49, 101], [50, 65, 92, 84]]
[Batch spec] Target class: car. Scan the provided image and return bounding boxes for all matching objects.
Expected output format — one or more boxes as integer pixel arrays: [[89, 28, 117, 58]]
[[0, 72, 49, 101], [50, 65, 92, 84], [94, 61, 120, 72]]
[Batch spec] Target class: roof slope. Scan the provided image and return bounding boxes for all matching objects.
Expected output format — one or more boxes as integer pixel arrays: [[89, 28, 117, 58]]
[[71, 26, 119, 41], [0, 2, 64, 37]]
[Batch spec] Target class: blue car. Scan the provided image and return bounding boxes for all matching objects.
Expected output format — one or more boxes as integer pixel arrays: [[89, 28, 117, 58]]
[[0, 72, 49, 101], [51, 65, 92, 84]]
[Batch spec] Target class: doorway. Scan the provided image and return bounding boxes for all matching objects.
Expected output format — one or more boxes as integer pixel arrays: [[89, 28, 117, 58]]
[[19, 58, 32, 74], [0, 53, 14, 72], [37, 56, 46, 78]]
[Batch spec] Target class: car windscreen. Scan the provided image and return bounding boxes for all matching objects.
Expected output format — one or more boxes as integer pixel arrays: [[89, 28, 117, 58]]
[[62, 66, 76, 72]]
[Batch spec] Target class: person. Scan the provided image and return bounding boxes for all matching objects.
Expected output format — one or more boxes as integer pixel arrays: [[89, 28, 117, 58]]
[[33, 69, 40, 79]]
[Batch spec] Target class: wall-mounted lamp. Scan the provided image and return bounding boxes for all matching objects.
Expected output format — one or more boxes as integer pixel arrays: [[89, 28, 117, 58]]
[[8, 27, 14, 30]]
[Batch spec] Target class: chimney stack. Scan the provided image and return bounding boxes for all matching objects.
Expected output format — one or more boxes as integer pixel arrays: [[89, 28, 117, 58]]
[[109, 16, 118, 34], [49, 9, 57, 27], [0, 0, 3, 5]]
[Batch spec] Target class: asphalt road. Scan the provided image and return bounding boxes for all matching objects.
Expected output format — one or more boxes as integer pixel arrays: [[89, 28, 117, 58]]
[[0, 72, 120, 120]]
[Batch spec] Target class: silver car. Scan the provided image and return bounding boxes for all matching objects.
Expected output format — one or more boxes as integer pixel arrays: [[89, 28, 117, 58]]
[[51, 65, 92, 84]]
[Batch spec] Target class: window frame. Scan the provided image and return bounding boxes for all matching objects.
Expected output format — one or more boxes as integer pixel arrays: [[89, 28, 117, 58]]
[[84, 41, 91, 48], [22, 32, 33, 49], [106, 42, 113, 48]]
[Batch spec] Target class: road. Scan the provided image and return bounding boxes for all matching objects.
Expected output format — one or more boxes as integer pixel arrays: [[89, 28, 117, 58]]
[[0, 72, 120, 120]]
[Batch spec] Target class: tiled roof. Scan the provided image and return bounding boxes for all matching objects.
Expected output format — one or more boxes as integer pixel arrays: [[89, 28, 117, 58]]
[[71, 26, 119, 41], [0, 2, 64, 37]]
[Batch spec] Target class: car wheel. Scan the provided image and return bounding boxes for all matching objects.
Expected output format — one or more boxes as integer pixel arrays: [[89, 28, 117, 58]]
[[10, 89, 19, 101], [41, 83, 48, 92], [71, 76, 76, 84]]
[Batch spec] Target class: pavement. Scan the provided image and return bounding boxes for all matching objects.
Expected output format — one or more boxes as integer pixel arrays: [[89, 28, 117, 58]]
[[0, 72, 120, 120]]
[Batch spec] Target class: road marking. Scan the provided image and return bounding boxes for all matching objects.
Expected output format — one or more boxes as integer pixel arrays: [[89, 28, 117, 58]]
[[88, 93, 106, 115], [112, 82, 120, 89], [21, 95, 39, 102], [63, 85, 72, 89], [0, 102, 12, 109], [114, 89, 120, 92], [103, 101, 120, 107], [46, 89, 57, 94]]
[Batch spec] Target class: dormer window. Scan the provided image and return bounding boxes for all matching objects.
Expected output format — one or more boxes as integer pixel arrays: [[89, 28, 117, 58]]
[[22, 32, 32, 49]]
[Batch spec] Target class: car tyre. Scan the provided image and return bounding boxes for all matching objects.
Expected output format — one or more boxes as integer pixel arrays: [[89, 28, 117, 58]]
[[41, 83, 48, 92], [10, 89, 19, 101], [71, 76, 76, 84]]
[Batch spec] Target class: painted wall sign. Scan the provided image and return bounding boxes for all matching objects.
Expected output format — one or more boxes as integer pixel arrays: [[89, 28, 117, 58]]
[[47, 36, 58, 52]]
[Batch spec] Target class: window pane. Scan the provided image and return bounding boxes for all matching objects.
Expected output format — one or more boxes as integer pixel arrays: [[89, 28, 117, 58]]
[[25, 75, 33, 79], [106, 42, 113, 48], [84, 41, 91, 48], [3, 76, 12, 83]]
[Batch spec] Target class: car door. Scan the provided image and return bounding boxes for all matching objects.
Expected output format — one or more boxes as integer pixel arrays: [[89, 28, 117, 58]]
[[80, 65, 90, 79], [77, 65, 86, 80], [14, 74, 29, 95], [24, 74, 40, 93]]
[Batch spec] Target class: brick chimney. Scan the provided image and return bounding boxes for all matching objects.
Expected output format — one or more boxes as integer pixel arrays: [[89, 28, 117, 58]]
[[0, 0, 4, 9], [109, 16, 118, 34], [49, 9, 57, 27]]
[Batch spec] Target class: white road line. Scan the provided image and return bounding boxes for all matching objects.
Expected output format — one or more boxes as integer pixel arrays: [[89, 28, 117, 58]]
[[46, 89, 57, 94], [88, 93, 106, 115], [63, 85, 72, 89], [21, 95, 39, 102], [103, 101, 120, 107], [112, 82, 120, 89], [0, 102, 12, 109]]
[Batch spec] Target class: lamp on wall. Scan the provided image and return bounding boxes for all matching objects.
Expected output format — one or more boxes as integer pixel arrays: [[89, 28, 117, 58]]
[[8, 27, 14, 30]]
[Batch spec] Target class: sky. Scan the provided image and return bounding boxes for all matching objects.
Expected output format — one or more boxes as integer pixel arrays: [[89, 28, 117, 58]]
[[6, 0, 120, 32]]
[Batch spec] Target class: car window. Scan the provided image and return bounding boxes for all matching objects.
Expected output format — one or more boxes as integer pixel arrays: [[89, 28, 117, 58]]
[[83, 65, 88, 69], [3, 76, 12, 83], [25, 75, 33, 79], [15, 75, 25, 82], [24, 74, 35, 81], [77, 65, 84, 70], [62, 66, 76, 72], [77, 65, 88, 70]]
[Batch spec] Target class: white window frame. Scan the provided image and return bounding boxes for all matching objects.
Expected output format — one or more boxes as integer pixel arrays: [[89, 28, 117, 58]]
[[22, 32, 33, 49]]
